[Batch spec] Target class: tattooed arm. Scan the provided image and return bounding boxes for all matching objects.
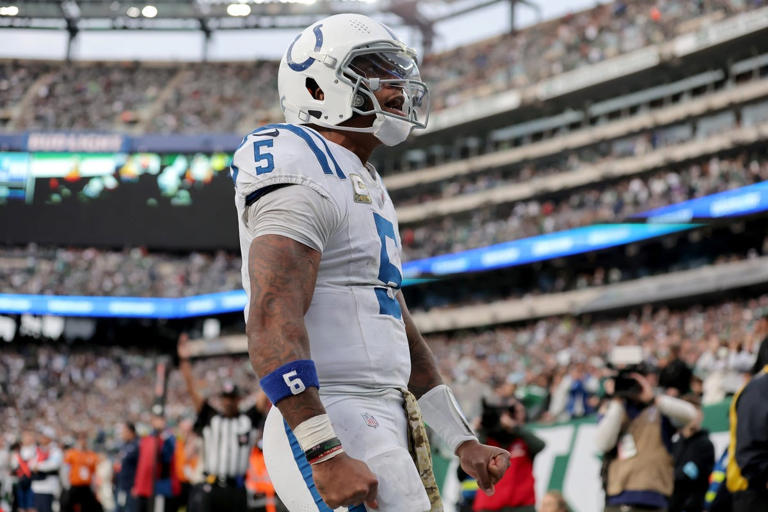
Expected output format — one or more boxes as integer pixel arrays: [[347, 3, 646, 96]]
[[245, 233, 379, 509], [397, 290, 443, 399], [245, 234, 326, 428]]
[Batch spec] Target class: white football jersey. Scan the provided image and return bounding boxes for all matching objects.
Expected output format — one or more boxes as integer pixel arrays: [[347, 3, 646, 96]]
[[232, 123, 410, 390]]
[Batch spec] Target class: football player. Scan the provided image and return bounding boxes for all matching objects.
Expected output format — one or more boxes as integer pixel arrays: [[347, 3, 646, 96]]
[[233, 13, 510, 511]]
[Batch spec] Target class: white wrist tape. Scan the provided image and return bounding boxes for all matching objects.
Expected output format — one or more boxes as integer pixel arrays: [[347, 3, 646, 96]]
[[292, 414, 339, 452], [418, 384, 478, 453]]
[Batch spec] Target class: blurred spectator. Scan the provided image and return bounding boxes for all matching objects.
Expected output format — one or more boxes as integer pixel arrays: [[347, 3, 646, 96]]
[[658, 345, 693, 397], [0, 0, 760, 133], [422, 0, 751, 111], [0, 436, 9, 512], [726, 338, 768, 511], [538, 490, 570, 512], [432, 295, 768, 423], [244, 445, 278, 512], [471, 399, 545, 512], [151, 63, 280, 134], [401, 152, 768, 260], [0, 246, 242, 298], [669, 396, 715, 512], [17, 64, 177, 132], [115, 423, 139, 512], [30, 427, 63, 512], [564, 363, 599, 419], [62, 433, 103, 512], [173, 417, 199, 511], [132, 413, 179, 512], [595, 373, 697, 512], [10, 430, 36, 512]]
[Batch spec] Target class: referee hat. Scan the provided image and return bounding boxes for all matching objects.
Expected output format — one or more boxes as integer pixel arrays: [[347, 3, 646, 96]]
[[219, 381, 242, 398]]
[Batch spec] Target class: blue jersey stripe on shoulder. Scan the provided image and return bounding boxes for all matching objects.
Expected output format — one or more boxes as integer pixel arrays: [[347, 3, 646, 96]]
[[300, 126, 347, 179], [233, 124, 283, 154], [230, 164, 239, 185], [275, 124, 334, 176], [283, 419, 333, 512]]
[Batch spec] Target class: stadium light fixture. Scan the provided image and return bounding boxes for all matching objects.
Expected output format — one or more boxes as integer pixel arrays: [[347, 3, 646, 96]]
[[0, 5, 19, 16], [142, 4, 158, 18], [126, 6, 140, 17], [226, 3, 251, 16]]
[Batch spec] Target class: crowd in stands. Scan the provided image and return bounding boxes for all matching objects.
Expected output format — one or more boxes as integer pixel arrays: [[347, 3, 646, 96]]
[[400, 151, 768, 260], [149, 62, 281, 134], [393, 114, 732, 205], [0, 61, 50, 119], [3, 224, 765, 302], [0, 0, 762, 133], [16, 63, 178, 132], [0, 345, 276, 512], [409, 238, 768, 313], [423, 0, 756, 110], [1, 293, 765, 444], [0, 345, 254, 444], [435, 293, 768, 424], [1, 292, 765, 510], [0, 246, 242, 297]]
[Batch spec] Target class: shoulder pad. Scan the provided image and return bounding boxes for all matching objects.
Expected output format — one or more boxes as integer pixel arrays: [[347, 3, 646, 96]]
[[231, 124, 346, 199]]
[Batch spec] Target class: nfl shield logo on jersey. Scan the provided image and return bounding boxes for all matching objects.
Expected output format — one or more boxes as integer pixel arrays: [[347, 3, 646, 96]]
[[361, 412, 379, 428]]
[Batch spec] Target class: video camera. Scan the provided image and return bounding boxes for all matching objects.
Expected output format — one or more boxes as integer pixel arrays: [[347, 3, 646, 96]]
[[612, 363, 652, 400], [608, 346, 653, 401], [480, 397, 524, 430]]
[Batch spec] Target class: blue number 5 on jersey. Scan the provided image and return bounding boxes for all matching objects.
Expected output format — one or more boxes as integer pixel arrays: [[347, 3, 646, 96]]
[[373, 213, 402, 319]]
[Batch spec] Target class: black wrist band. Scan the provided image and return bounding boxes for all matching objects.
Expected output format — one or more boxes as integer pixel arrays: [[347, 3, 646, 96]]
[[304, 437, 342, 463]]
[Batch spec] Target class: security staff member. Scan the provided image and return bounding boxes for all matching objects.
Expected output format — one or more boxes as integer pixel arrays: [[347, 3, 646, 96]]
[[178, 334, 263, 511], [726, 338, 768, 511]]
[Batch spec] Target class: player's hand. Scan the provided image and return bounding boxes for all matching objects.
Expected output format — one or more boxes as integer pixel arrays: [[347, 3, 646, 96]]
[[456, 440, 510, 496], [631, 372, 655, 403], [311, 452, 379, 509], [177, 333, 191, 359]]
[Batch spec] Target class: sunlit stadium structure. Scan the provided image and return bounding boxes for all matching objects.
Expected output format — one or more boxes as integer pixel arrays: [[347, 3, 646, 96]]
[[2, 2, 768, 510]]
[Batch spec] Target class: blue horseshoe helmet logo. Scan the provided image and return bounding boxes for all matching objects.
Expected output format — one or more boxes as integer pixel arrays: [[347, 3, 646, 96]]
[[286, 24, 324, 72]]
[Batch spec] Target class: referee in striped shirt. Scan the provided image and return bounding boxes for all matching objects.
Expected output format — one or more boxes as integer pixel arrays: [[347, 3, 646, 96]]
[[178, 334, 264, 511]]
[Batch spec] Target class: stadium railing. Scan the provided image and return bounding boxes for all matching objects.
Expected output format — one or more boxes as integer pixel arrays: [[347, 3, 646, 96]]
[[421, 5, 768, 135], [386, 77, 768, 193], [410, 255, 768, 333], [394, 117, 768, 224]]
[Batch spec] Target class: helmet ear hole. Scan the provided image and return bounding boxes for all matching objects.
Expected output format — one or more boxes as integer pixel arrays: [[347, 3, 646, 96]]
[[306, 78, 324, 101]]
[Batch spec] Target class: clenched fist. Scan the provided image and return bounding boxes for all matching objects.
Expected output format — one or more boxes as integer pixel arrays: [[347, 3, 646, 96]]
[[456, 440, 511, 496], [311, 452, 379, 509]]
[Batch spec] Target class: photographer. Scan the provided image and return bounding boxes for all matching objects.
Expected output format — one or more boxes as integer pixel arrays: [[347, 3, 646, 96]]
[[595, 367, 697, 512], [472, 398, 546, 512]]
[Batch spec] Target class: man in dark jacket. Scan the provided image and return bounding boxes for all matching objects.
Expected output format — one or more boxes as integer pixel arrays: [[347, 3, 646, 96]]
[[669, 396, 715, 512], [726, 338, 768, 511], [115, 423, 139, 512], [658, 345, 693, 397]]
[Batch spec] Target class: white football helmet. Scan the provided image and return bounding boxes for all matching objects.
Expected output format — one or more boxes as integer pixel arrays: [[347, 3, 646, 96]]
[[277, 13, 430, 146]]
